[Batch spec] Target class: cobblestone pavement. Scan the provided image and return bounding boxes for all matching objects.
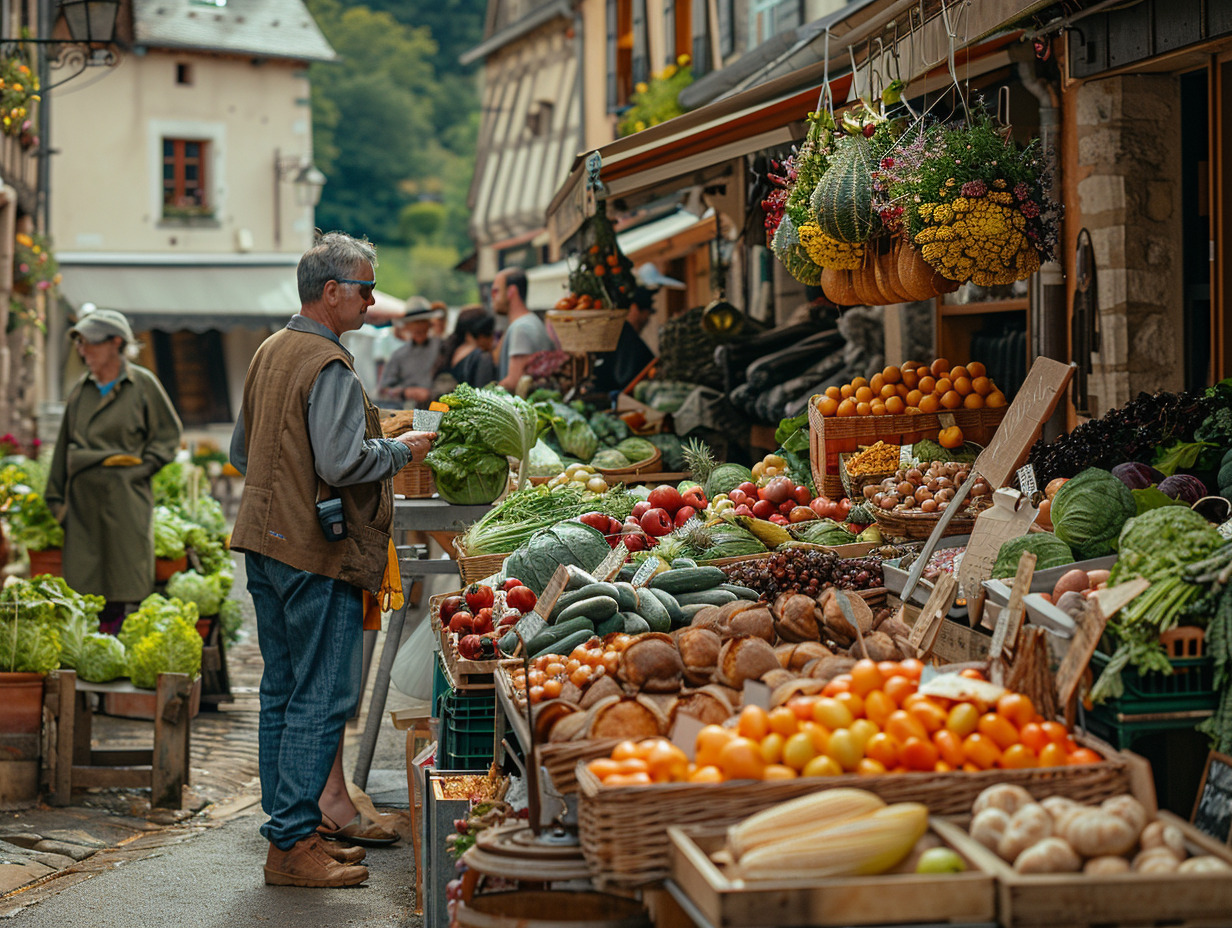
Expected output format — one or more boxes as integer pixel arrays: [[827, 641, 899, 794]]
[[0, 553, 435, 919]]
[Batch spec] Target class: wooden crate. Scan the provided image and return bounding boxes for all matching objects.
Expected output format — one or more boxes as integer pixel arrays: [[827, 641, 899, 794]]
[[668, 820, 996, 927], [576, 734, 1138, 889], [935, 811, 1232, 928], [808, 398, 1006, 500], [430, 592, 500, 691]]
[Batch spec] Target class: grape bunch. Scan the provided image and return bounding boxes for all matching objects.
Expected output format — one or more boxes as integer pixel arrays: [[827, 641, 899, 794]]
[[722, 550, 883, 599]]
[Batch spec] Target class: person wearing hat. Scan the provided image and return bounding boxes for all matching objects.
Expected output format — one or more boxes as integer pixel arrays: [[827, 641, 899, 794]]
[[44, 307, 183, 633], [376, 296, 443, 406]]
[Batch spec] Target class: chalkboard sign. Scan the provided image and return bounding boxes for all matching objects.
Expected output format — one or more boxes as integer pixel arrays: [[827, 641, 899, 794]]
[[1191, 751, 1232, 845]]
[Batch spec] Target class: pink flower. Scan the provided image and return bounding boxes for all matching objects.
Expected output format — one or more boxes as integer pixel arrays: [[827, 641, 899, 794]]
[[1014, 182, 1030, 201], [18, 262, 27, 273], [880, 156, 895, 169], [961, 180, 988, 197], [36, 280, 49, 290]]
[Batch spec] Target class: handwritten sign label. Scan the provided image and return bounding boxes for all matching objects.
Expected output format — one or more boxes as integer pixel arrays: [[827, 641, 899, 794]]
[[510, 613, 547, 652], [1192, 751, 1232, 845], [1017, 464, 1038, 498], [533, 566, 571, 622], [669, 713, 706, 760], [596, 541, 629, 582]]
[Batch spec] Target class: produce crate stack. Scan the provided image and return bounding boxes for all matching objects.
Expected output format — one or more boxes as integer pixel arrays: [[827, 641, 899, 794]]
[[437, 686, 504, 771]]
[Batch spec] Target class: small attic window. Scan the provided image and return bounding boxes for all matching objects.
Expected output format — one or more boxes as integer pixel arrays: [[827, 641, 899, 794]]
[[189, 0, 226, 6], [176, 63, 192, 85]]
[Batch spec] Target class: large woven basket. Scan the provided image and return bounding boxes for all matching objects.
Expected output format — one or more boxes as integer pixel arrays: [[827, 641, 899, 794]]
[[452, 537, 507, 585], [594, 445, 661, 477], [576, 734, 1137, 889], [547, 308, 626, 353], [538, 739, 622, 794], [872, 507, 980, 541], [808, 401, 1007, 501], [392, 461, 435, 499]]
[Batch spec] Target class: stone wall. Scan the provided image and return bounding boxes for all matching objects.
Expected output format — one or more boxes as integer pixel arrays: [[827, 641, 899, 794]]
[[1074, 74, 1184, 413]]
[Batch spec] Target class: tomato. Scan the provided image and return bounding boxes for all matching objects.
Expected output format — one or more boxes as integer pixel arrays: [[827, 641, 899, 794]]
[[501, 578, 523, 592], [977, 712, 1020, 750], [792, 485, 812, 505], [464, 583, 494, 613], [1067, 747, 1104, 765], [996, 692, 1036, 728], [439, 595, 464, 623], [680, 486, 708, 510], [605, 254, 620, 267], [1001, 744, 1039, 769], [506, 585, 537, 613]]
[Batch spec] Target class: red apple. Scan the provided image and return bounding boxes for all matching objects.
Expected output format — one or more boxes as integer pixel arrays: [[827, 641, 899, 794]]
[[733, 504, 754, 517], [674, 506, 697, 527], [632, 500, 652, 520], [501, 578, 523, 592], [448, 611, 474, 635], [737, 481, 758, 498], [579, 511, 611, 533], [647, 485, 683, 515], [751, 498, 776, 520], [769, 514, 790, 525], [640, 507, 674, 537]]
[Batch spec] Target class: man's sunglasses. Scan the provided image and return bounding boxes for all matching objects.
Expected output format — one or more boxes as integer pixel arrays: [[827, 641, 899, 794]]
[[335, 278, 375, 299]]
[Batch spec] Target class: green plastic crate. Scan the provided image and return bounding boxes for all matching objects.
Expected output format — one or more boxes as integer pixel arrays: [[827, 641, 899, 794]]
[[1089, 649, 1217, 716], [437, 687, 500, 771]]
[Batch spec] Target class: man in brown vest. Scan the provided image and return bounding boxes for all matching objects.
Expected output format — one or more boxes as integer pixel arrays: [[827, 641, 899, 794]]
[[229, 231, 434, 887]]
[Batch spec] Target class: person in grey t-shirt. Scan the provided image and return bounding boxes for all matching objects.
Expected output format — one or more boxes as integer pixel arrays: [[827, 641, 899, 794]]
[[377, 297, 443, 406], [493, 266, 557, 390]]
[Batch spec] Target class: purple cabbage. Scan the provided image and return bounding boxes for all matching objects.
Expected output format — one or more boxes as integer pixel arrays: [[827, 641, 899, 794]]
[[1111, 462, 1165, 490], [1157, 474, 1207, 504]]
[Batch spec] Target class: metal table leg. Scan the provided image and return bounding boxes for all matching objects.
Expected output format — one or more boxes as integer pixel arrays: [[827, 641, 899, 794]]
[[352, 581, 415, 790]]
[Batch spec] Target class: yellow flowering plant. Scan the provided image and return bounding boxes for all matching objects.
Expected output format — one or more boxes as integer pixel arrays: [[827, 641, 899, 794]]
[[13, 231, 60, 295], [618, 55, 693, 136], [0, 49, 39, 140], [0, 462, 63, 552]]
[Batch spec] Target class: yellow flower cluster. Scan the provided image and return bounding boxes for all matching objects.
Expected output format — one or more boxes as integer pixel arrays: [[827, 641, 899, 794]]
[[913, 196, 1040, 287], [798, 222, 864, 270]]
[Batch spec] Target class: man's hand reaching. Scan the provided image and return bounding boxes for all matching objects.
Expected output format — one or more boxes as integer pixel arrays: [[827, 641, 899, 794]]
[[397, 430, 436, 463]]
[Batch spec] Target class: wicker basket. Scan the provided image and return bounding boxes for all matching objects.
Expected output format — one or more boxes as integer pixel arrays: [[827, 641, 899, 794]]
[[452, 537, 508, 585], [808, 400, 1006, 501], [547, 308, 626, 353], [538, 739, 623, 794], [594, 445, 661, 477], [392, 461, 435, 499], [839, 451, 898, 503], [872, 507, 980, 541], [576, 734, 1135, 889]]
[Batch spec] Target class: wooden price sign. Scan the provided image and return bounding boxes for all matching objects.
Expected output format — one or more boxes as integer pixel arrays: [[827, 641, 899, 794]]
[[1056, 578, 1149, 727], [958, 488, 1038, 628], [595, 541, 630, 582], [987, 551, 1036, 662], [1192, 751, 1232, 845], [901, 358, 1074, 605]]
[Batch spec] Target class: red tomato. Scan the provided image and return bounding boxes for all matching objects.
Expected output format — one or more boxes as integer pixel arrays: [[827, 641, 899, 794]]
[[681, 486, 707, 510], [793, 485, 812, 505], [465, 583, 494, 613], [506, 585, 537, 613], [501, 578, 523, 592]]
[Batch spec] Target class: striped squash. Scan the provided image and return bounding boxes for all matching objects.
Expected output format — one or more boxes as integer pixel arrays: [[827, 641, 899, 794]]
[[811, 137, 878, 244]]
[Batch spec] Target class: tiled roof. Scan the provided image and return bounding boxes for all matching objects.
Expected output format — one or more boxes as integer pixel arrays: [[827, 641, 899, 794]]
[[133, 0, 336, 62]]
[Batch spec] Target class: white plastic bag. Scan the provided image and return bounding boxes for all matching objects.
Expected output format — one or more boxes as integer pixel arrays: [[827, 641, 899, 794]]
[[390, 616, 435, 702]]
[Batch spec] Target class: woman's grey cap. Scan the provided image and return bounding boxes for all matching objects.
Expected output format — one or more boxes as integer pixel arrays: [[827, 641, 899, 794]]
[[68, 308, 134, 343]]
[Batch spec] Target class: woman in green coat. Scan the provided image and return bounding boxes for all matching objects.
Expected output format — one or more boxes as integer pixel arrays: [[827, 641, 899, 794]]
[[45, 309, 183, 632]]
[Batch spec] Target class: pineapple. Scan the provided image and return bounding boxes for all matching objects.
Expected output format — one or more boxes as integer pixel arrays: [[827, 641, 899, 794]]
[[682, 438, 716, 485]]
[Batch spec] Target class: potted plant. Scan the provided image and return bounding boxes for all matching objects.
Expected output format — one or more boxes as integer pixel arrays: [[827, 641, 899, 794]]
[[0, 462, 64, 575], [12, 231, 60, 297]]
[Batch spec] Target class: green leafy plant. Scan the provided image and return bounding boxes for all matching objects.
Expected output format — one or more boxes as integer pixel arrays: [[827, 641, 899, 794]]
[[13, 231, 59, 295], [0, 46, 39, 140], [0, 462, 63, 551], [618, 56, 693, 136]]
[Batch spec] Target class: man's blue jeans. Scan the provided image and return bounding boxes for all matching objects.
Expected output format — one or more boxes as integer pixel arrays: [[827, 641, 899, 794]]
[[245, 552, 363, 851]]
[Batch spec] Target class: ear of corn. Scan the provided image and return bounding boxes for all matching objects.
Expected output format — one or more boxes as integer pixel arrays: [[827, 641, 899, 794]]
[[736, 802, 930, 881], [726, 788, 886, 861]]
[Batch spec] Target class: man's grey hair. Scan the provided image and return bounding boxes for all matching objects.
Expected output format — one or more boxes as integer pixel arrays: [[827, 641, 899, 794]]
[[297, 231, 378, 303]]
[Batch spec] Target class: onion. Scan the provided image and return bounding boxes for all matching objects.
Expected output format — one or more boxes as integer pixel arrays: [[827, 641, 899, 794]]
[[762, 475, 795, 505]]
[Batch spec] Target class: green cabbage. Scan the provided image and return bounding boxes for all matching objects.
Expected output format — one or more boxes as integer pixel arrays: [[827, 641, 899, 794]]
[[165, 569, 230, 616], [991, 532, 1074, 579], [218, 599, 243, 646], [77, 633, 128, 683], [119, 594, 199, 652], [1050, 467, 1136, 560], [591, 449, 631, 470], [56, 609, 92, 671], [615, 437, 657, 464], [502, 520, 611, 595], [0, 619, 61, 674], [438, 385, 539, 480], [527, 439, 564, 478], [127, 615, 202, 689], [425, 443, 510, 504]]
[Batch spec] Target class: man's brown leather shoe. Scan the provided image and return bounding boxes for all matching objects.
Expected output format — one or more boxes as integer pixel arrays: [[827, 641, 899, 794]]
[[264, 834, 369, 887], [321, 841, 366, 865]]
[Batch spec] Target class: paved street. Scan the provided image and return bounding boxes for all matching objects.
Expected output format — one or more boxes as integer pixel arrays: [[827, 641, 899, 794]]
[[0, 552, 445, 926]]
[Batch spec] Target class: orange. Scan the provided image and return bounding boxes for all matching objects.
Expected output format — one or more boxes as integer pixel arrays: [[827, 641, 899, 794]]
[[825, 385, 842, 400], [918, 375, 937, 395], [896, 383, 911, 398], [854, 386, 875, 404], [834, 689, 865, 720], [977, 712, 1021, 750], [1038, 742, 1068, 767], [930, 358, 950, 377], [946, 702, 980, 737], [851, 376, 869, 389], [1068, 747, 1104, 765], [934, 377, 953, 395], [938, 425, 965, 449], [971, 376, 993, 396], [717, 736, 767, 780], [645, 740, 689, 782], [695, 724, 736, 767], [836, 398, 857, 417], [878, 383, 898, 400], [986, 391, 1007, 408], [812, 696, 855, 730], [869, 373, 885, 394], [899, 658, 925, 681], [870, 401, 887, 416], [855, 402, 872, 416], [1019, 722, 1048, 754], [916, 366, 931, 379], [856, 758, 888, 776], [963, 392, 985, 410], [840, 383, 855, 399], [885, 709, 928, 744], [604, 771, 652, 787], [817, 396, 839, 416], [997, 693, 1037, 728], [883, 365, 902, 384], [849, 659, 885, 697], [759, 732, 785, 765], [949, 365, 969, 382], [737, 704, 771, 741], [933, 729, 966, 768], [953, 376, 973, 395], [908, 698, 947, 734], [901, 369, 919, 389], [688, 764, 724, 783], [918, 394, 941, 413], [883, 674, 917, 705], [905, 389, 924, 408], [865, 731, 900, 768], [762, 763, 798, 780], [767, 705, 799, 738], [801, 720, 830, 754], [962, 732, 1002, 770], [1001, 743, 1039, 770], [822, 675, 852, 697], [902, 359, 923, 373], [876, 660, 903, 678], [863, 689, 897, 727], [885, 396, 906, 415], [801, 754, 843, 778], [901, 736, 940, 771], [966, 361, 986, 378], [615, 757, 650, 775], [588, 758, 621, 780], [940, 390, 963, 410], [611, 740, 641, 762], [782, 731, 818, 771]]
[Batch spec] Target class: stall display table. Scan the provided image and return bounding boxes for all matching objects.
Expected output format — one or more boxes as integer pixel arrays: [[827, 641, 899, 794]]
[[48, 669, 193, 809]]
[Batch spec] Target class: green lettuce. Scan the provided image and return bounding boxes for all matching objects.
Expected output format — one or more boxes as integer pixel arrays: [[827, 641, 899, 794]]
[[77, 633, 128, 683], [424, 443, 510, 505], [119, 594, 199, 652], [438, 385, 539, 485], [154, 505, 191, 559], [166, 569, 227, 616], [0, 619, 61, 674], [127, 615, 202, 689]]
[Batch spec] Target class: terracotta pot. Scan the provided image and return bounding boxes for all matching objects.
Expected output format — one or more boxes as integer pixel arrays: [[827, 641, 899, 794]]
[[155, 555, 188, 583], [27, 547, 61, 577], [0, 520, 8, 569], [0, 672, 44, 735]]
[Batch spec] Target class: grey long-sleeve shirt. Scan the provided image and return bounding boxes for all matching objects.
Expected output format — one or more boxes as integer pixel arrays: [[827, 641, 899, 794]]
[[229, 315, 412, 484]]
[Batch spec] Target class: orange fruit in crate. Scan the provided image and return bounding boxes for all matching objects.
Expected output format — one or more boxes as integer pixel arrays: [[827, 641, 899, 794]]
[[717, 737, 767, 780], [905, 389, 924, 409], [971, 376, 993, 396], [938, 426, 964, 448], [934, 377, 953, 395], [949, 365, 969, 382], [688, 764, 725, 783], [767, 705, 799, 737], [962, 732, 1002, 770], [856, 402, 872, 416], [841, 384, 856, 399], [1001, 744, 1039, 769], [818, 396, 839, 416], [883, 365, 902, 384], [885, 396, 906, 415], [763, 764, 798, 780], [930, 358, 950, 377], [737, 705, 771, 740], [940, 391, 963, 410], [918, 375, 937, 394], [759, 733, 785, 765], [896, 383, 911, 398], [851, 376, 869, 389], [986, 391, 1008, 408], [879, 383, 898, 400], [978, 712, 1020, 750], [953, 376, 973, 395], [901, 368, 919, 389], [963, 393, 985, 410], [869, 373, 885, 393], [855, 386, 875, 403], [826, 385, 842, 400], [1039, 742, 1068, 767], [918, 394, 941, 413], [695, 725, 736, 767], [967, 361, 987, 378], [837, 399, 857, 416], [870, 401, 887, 416]]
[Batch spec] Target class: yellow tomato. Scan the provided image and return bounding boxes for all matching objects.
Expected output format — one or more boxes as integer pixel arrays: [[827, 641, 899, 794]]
[[759, 732, 785, 766], [801, 754, 844, 778], [825, 728, 863, 771], [811, 697, 854, 731], [782, 732, 818, 771], [946, 702, 980, 737]]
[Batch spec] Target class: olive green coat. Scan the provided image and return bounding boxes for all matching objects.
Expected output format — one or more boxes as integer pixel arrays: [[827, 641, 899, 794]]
[[45, 362, 182, 602]]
